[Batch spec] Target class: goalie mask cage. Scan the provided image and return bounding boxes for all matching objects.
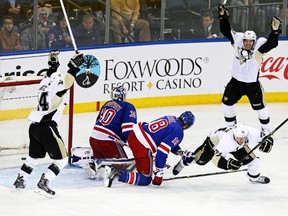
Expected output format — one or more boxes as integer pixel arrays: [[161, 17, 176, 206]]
[[0, 76, 74, 157]]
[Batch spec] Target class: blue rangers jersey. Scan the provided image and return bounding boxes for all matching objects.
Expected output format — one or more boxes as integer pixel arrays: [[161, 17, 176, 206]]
[[90, 100, 137, 143], [133, 115, 184, 169]]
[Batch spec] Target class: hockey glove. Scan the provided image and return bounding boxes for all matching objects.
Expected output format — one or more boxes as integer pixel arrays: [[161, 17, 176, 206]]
[[259, 136, 274, 153], [227, 158, 241, 170], [67, 52, 84, 75], [270, 16, 282, 34], [48, 50, 60, 71], [181, 150, 195, 166], [152, 168, 164, 186], [217, 4, 229, 19]]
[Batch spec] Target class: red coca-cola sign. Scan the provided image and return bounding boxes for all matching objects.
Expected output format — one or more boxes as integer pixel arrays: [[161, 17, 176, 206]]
[[260, 57, 288, 80]]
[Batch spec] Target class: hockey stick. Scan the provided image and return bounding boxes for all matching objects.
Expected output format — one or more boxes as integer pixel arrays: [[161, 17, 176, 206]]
[[163, 168, 247, 181], [239, 118, 288, 164], [59, 0, 78, 53]]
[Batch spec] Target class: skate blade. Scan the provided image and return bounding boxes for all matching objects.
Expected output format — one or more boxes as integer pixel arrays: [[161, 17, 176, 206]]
[[34, 189, 55, 199]]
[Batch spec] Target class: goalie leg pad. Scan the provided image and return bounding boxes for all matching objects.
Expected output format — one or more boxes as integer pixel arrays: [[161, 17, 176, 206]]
[[71, 147, 94, 165]]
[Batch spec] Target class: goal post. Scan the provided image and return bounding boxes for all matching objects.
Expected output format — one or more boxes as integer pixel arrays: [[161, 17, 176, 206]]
[[0, 76, 74, 156]]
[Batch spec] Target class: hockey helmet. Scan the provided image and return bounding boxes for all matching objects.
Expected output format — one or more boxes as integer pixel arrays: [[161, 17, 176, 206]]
[[110, 86, 127, 102], [178, 111, 195, 130], [232, 124, 248, 144], [50, 72, 64, 83], [243, 30, 256, 41]]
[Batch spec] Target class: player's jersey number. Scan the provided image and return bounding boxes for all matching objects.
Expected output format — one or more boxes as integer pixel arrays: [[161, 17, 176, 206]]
[[99, 108, 117, 125], [149, 119, 168, 133], [38, 88, 49, 111]]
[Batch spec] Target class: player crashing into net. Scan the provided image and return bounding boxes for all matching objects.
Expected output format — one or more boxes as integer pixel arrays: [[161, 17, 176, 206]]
[[12, 50, 84, 198]]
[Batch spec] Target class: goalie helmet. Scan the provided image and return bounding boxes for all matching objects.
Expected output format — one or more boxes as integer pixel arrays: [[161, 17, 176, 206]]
[[178, 111, 195, 130], [50, 72, 64, 83], [233, 124, 248, 139], [110, 86, 127, 102]]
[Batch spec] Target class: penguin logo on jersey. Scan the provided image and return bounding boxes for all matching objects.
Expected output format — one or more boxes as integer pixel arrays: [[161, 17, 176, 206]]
[[237, 47, 253, 65], [75, 55, 100, 88]]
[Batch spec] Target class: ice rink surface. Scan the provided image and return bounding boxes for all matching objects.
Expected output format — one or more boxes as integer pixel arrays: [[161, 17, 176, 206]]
[[0, 102, 287, 216]]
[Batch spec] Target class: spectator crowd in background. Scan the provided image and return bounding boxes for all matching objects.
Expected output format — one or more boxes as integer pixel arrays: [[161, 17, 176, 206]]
[[0, 0, 286, 52]]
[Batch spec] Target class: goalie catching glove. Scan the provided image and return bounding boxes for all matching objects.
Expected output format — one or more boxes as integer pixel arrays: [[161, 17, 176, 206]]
[[217, 4, 229, 19], [152, 168, 164, 186], [67, 52, 84, 75], [259, 136, 274, 153], [270, 16, 282, 34]]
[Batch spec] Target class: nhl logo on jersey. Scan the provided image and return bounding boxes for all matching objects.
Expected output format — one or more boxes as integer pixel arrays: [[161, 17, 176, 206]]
[[75, 54, 100, 88]]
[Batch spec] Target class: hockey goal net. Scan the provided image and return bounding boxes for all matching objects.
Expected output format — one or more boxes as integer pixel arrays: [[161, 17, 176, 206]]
[[0, 76, 72, 156]]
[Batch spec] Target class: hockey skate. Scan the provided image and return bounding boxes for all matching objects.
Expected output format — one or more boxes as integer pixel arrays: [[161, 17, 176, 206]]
[[104, 166, 120, 187], [172, 160, 185, 175], [12, 174, 26, 190], [35, 173, 55, 198], [249, 176, 270, 184]]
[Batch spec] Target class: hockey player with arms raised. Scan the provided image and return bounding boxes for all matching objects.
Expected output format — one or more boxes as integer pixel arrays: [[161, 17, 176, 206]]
[[12, 50, 84, 198], [104, 111, 195, 187], [82, 85, 137, 180], [217, 4, 282, 134], [173, 124, 274, 184]]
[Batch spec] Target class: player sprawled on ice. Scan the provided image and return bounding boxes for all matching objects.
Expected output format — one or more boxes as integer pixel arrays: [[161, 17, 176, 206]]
[[103, 111, 195, 187], [12, 50, 84, 198], [173, 124, 274, 184], [217, 4, 282, 134], [82, 86, 137, 180]]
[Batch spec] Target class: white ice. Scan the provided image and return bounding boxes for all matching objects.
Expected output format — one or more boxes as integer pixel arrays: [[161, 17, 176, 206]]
[[0, 103, 287, 216]]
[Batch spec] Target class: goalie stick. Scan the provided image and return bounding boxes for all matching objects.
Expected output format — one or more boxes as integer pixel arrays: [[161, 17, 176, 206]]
[[163, 168, 247, 181], [239, 117, 288, 164]]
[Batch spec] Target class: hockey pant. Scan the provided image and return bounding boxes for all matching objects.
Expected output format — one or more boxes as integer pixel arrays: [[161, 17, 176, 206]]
[[118, 131, 153, 186], [231, 146, 262, 181], [89, 137, 128, 159]]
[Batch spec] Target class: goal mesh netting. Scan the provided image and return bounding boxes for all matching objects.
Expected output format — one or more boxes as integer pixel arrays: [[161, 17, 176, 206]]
[[0, 76, 71, 156]]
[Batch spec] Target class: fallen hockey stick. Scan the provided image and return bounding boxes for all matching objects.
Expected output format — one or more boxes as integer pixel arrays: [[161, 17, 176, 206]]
[[239, 117, 288, 164], [163, 168, 247, 181]]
